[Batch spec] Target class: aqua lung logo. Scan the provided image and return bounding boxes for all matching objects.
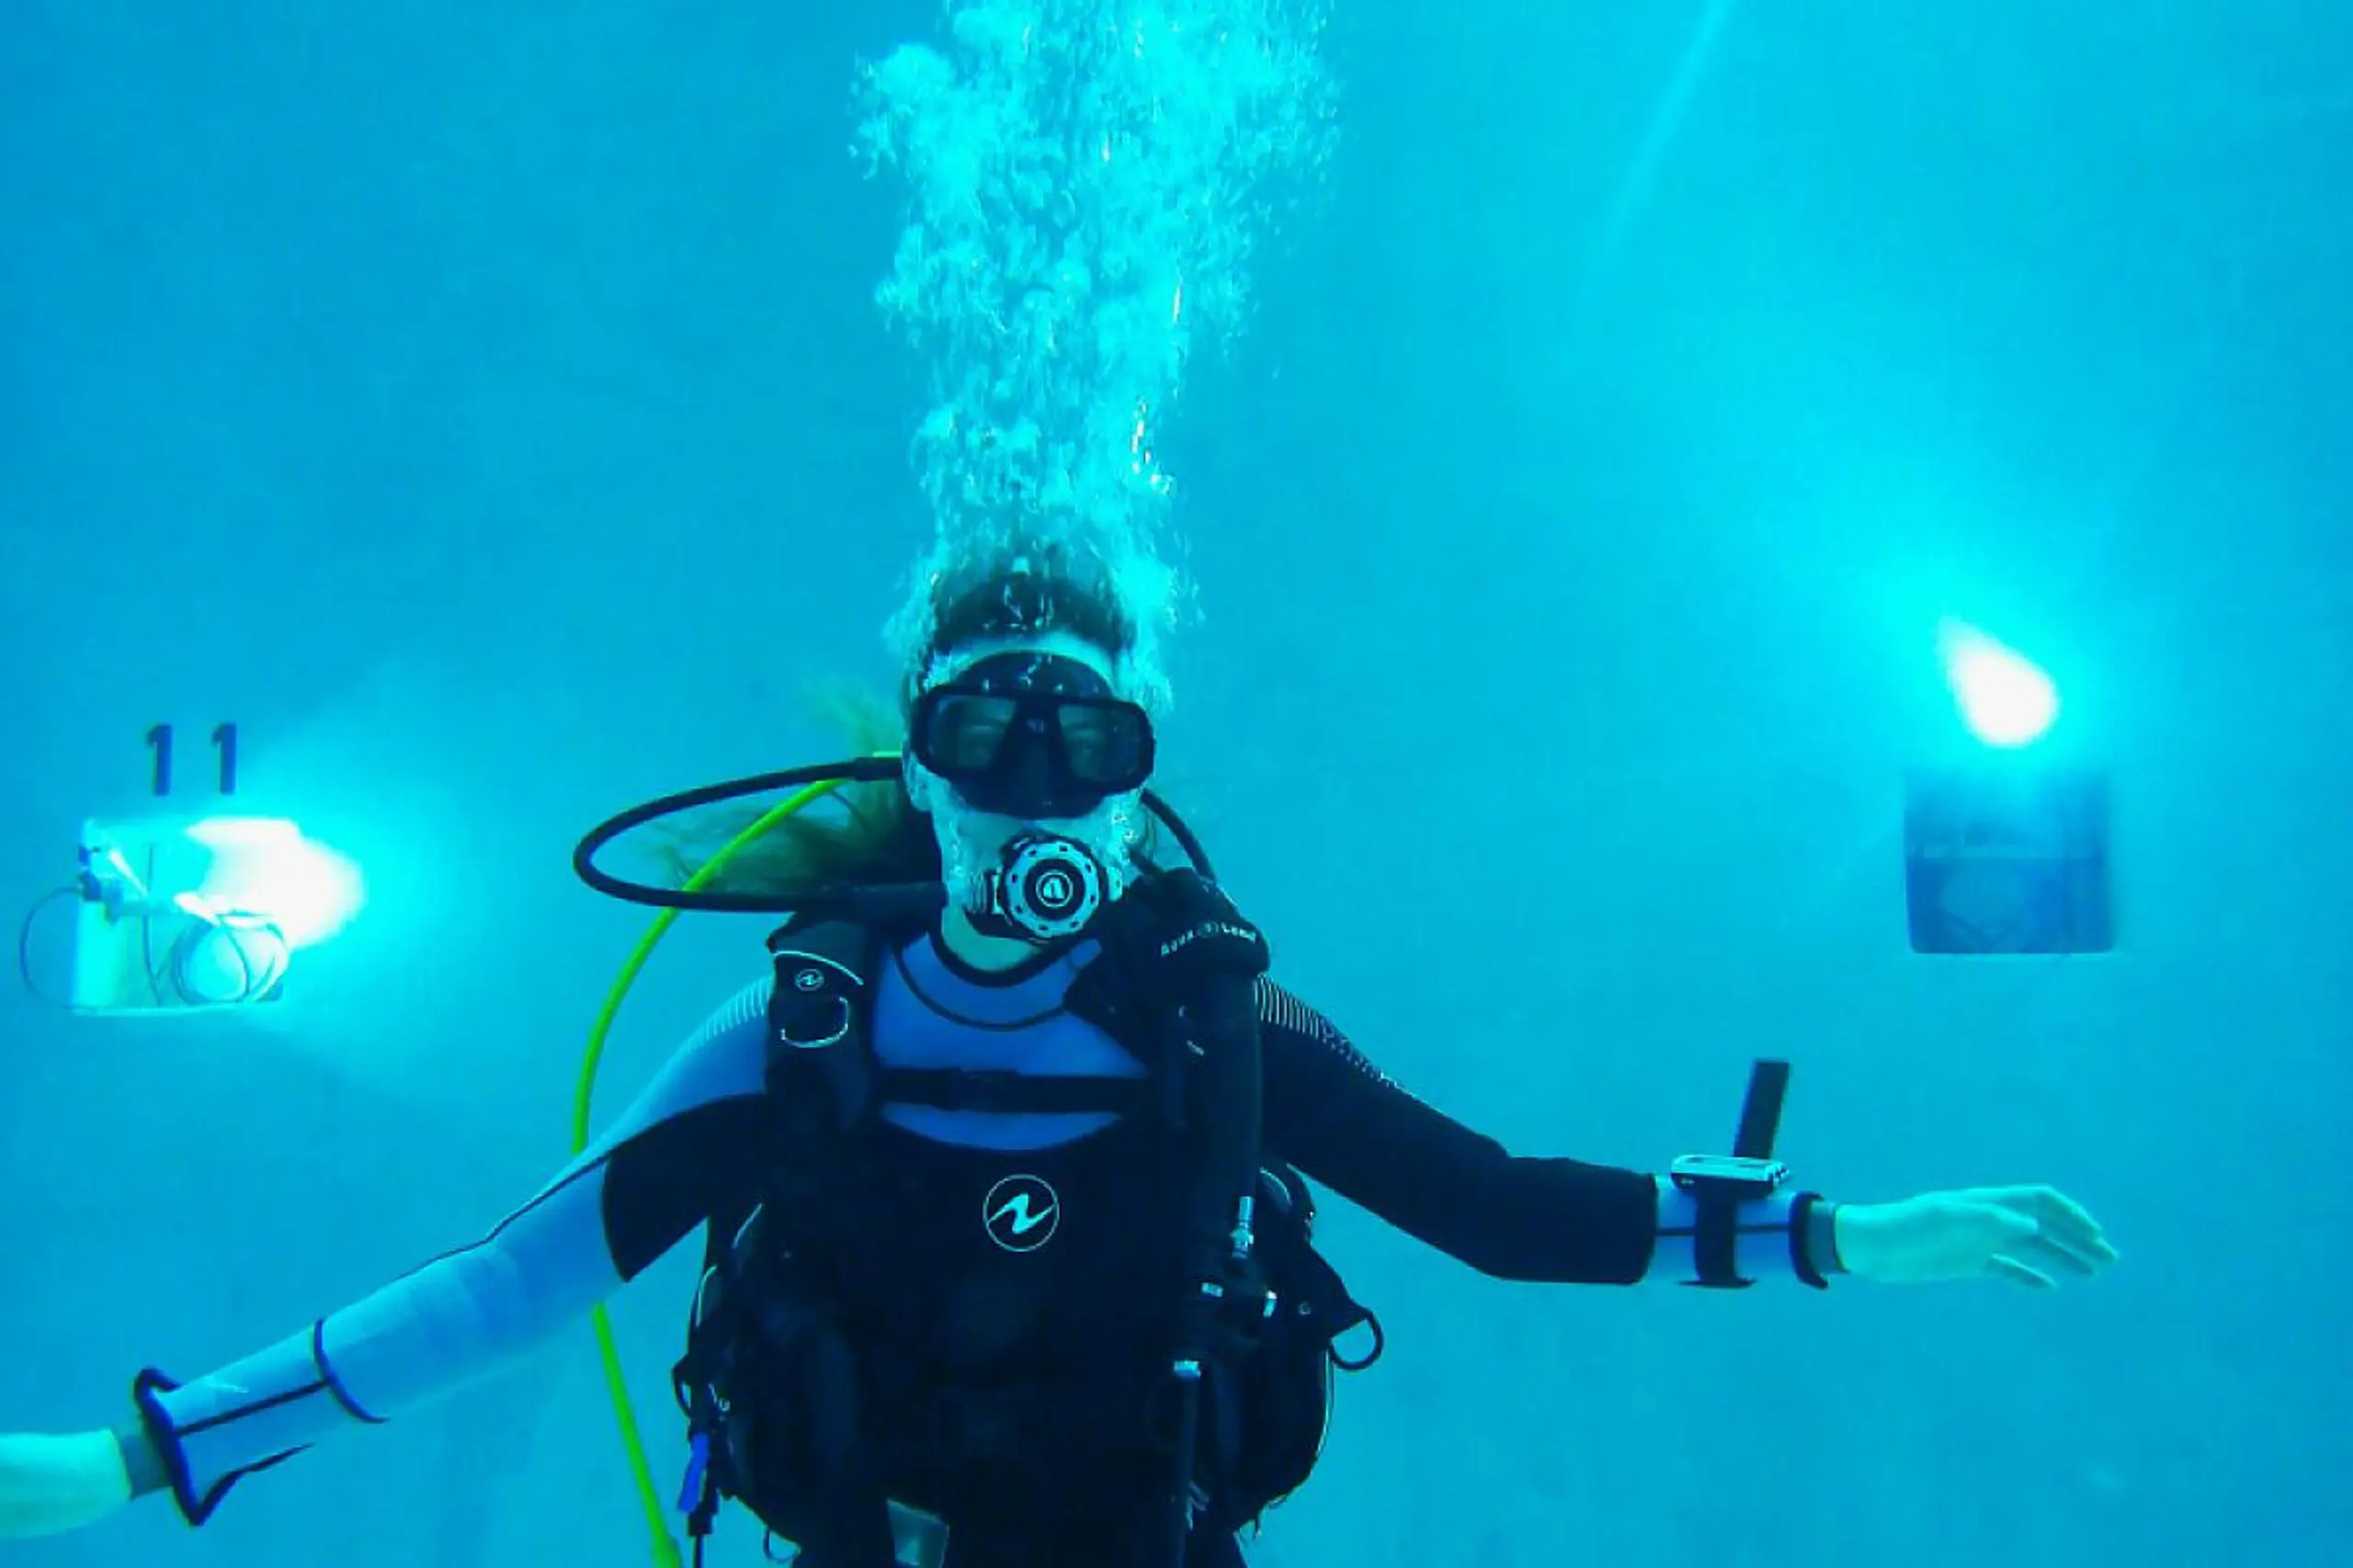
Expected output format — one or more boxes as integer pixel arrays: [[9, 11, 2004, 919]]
[[983, 1174, 1061, 1253], [1160, 921, 1255, 959], [1030, 866, 1079, 914]]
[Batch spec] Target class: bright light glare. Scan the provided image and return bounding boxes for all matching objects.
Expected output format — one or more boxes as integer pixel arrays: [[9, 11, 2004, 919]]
[[187, 817, 366, 949], [1938, 621, 2059, 747]]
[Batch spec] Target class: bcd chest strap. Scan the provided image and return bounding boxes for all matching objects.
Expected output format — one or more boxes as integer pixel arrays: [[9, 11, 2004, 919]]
[[762, 919, 1185, 1141]]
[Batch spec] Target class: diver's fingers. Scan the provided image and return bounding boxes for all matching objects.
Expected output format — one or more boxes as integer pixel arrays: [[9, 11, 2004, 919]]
[[1987, 1254, 2057, 1290], [1984, 1186, 2120, 1265], [2010, 1227, 2102, 1278]]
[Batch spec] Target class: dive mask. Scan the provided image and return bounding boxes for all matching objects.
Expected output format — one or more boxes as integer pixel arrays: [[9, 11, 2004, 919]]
[[909, 651, 1155, 821]]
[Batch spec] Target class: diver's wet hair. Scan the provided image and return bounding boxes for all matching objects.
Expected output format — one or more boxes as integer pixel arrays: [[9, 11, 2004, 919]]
[[903, 540, 1137, 710]]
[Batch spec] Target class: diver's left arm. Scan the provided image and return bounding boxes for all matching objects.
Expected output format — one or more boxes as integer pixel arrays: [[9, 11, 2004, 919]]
[[1255, 982, 2117, 1289], [1255, 981, 1741, 1284]]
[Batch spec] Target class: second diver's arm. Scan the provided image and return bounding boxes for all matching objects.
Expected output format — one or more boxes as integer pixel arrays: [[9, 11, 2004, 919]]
[[117, 978, 781, 1526]]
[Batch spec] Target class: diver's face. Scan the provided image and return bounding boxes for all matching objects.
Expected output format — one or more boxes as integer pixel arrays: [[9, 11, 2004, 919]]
[[907, 631, 1154, 830], [905, 631, 1155, 911]]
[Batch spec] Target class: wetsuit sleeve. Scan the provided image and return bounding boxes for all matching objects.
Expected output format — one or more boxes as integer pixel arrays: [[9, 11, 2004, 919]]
[[1256, 980, 1832, 1288], [119, 978, 779, 1527]]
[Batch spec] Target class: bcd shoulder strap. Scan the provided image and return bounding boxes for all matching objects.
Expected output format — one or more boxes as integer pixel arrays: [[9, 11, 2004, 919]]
[[764, 916, 880, 1152]]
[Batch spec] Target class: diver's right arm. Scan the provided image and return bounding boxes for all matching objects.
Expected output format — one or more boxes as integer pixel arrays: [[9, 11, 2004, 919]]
[[0, 977, 779, 1540]]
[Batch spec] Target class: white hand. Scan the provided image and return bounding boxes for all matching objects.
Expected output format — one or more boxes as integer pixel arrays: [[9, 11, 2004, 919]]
[[0, 1430, 134, 1540], [1836, 1185, 2119, 1288]]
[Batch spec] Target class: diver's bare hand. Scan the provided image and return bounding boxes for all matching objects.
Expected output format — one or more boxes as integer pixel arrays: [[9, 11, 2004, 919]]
[[1836, 1186, 2119, 1288], [0, 1429, 134, 1539]]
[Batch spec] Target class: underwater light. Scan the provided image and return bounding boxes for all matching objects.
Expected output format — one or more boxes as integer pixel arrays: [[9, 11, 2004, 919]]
[[15, 815, 362, 1017], [181, 814, 364, 949], [15, 723, 366, 1016], [1938, 621, 2058, 747], [1906, 623, 2110, 955], [68, 814, 360, 1014]]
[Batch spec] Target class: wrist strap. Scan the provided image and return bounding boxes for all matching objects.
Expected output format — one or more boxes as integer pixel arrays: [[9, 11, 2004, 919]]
[[1691, 1183, 1755, 1289], [1795, 1195, 1843, 1288]]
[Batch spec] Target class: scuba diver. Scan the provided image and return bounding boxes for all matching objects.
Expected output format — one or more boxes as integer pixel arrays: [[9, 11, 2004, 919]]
[[0, 550, 2117, 1567]]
